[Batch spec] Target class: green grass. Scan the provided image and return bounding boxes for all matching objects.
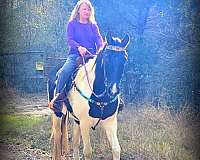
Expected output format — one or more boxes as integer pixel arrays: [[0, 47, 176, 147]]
[[0, 115, 42, 132], [0, 114, 51, 151]]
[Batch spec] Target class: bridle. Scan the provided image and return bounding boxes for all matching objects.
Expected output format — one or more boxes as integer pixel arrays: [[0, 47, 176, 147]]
[[72, 44, 127, 129]]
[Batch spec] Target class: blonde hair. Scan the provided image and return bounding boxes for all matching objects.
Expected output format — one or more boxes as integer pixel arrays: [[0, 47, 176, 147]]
[[69, 0, 96, 24]]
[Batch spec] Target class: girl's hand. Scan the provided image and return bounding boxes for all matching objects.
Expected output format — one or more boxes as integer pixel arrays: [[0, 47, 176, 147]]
[[78, 46, 87, 56]]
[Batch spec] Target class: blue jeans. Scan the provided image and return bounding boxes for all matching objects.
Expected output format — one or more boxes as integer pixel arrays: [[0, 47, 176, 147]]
[[56, 54, 79, 94], [47, 54, 79, 117]]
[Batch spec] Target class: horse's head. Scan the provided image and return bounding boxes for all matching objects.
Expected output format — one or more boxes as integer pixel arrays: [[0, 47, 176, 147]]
[[102, 32, 130, 98]]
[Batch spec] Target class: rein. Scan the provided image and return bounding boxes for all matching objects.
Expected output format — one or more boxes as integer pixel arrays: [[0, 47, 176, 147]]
[[82, 53, 107, 98], [81, 45, 108, 98]]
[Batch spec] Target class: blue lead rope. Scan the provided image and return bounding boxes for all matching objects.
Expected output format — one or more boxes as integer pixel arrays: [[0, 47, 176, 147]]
[[73, 82, 119, 107]]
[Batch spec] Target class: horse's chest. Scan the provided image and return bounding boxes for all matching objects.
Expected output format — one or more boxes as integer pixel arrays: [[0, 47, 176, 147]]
[[88, 98, 119, 120]]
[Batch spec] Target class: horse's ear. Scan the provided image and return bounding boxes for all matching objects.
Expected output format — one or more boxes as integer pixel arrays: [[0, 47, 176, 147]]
[[105, 32, 113, 44], [121, 34, 130, 48]]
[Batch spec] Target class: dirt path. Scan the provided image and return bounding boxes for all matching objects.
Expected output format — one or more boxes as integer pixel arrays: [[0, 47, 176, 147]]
[[0, 143, 51, 160], [0, 88, 51, 115], [14, 104, 51, 115]]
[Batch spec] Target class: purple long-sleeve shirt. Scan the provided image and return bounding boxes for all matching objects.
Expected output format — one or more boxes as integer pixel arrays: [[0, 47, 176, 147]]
[[66, 19, 103, 55]]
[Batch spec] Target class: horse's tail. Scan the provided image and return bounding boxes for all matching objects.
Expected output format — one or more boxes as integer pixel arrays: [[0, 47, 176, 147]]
[[61, 110, 70, 155]]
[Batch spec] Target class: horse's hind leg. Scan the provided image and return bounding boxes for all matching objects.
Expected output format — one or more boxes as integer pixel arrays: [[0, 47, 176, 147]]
[[51, 113, 62, 160], [103, 117, 121, 160], [72, 121, 81, 160]]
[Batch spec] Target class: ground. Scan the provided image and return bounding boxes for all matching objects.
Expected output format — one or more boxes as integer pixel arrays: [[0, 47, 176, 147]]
[[0, 91, 152, 160], [0, 88, 199, 160], [0, 88, 52, 160], [0, 143, 50, 160]]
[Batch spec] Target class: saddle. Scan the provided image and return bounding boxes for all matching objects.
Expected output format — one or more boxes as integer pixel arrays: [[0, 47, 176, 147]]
[[76, 54, 95, 66]]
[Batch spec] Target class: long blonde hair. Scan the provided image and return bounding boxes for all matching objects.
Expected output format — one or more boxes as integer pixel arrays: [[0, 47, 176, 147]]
[[69, 0, 96, 24]]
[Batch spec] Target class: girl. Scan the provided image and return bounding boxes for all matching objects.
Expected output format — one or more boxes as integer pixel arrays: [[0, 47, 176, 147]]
[[48, 0, 104, 112]]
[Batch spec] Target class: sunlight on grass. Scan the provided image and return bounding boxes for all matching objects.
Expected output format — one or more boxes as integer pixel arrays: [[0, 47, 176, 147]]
[[117, 105, 200, 160], [0, 115, 42, 133], [0, 114, 51, 151]]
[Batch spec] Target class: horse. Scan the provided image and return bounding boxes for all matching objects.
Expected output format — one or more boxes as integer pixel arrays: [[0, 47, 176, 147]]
[[50, 32, 130, 160]]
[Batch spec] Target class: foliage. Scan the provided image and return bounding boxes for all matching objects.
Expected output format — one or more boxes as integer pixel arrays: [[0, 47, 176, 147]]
[[0, 0, 200, 107], [0, 0, 71, 54], [94, 0, 200, 107]]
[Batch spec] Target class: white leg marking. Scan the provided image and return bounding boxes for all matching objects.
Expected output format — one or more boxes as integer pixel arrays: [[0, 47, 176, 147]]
[[111, 83, 118, 95]]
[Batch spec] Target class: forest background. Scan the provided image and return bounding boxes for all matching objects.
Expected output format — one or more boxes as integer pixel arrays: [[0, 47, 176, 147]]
[[0, 0, 200, 109]]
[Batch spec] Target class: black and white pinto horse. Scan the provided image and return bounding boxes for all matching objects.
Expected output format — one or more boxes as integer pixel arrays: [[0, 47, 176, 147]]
[[50, 33, 130, 160]]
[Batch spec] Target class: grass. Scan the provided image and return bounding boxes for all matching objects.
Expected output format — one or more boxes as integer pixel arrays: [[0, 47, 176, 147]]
[[91, 105, 200, 160], [0, 115, 42, 132], [0, 114, 51, 151], [116, 106, 199, 160], [0, 105, 199, 160]]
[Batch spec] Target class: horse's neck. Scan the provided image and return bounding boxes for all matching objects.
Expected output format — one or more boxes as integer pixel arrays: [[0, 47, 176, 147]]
[[74, 57, 97, 94]]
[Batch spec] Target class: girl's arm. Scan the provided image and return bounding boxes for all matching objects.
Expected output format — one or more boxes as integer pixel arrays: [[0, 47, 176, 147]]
[[92, 23, 104, 52], [66, 21, 80, 49]]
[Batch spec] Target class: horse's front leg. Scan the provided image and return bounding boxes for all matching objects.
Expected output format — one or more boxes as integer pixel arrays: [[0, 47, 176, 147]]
[[103, 117, 121, 160], [72, 121, 81, 160], [80, 122, 92, 160]]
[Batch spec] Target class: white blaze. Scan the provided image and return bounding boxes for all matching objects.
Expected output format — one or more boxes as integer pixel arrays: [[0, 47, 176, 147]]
[[111, 83, 118, 95]]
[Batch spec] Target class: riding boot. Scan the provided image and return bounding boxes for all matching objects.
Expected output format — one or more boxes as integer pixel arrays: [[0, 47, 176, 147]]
[[48, 93, 65, 117]]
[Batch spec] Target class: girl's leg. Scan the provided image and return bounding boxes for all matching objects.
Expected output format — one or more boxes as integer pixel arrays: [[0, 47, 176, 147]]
[[47, 61, 65, 102], [48, 54, 79, 112], [56, 54, 79, 94]]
